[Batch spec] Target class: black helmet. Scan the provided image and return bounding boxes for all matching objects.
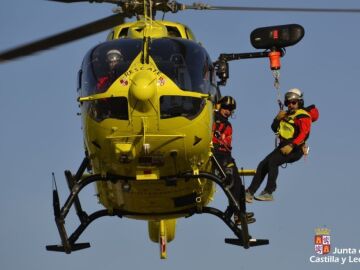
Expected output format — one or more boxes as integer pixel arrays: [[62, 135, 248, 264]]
[[218, 96, 236, 111]]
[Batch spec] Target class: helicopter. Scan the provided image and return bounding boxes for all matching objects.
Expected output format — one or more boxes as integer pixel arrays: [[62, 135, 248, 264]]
[[1, 0, 360, 260]]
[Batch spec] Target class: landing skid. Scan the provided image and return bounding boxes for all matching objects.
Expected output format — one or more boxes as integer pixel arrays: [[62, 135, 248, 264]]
[[46, 157, 269, 254]]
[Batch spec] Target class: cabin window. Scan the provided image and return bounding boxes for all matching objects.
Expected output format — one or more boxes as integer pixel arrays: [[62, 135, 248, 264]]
[[85, 97, 129, 122], [118, 27, 129, 38], [166, 26, 181, 38], [160, 96, 205, 120]]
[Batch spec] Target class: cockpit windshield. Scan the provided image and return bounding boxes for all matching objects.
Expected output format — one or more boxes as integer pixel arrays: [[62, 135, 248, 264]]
[[79, 38, 217, 123], [150, 38, 216, 94], [80, 39, 142, 96], [80, 38, 216, 96]]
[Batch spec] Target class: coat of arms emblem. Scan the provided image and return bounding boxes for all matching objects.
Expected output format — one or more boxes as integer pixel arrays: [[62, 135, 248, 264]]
[[314, 227, 331, 255]]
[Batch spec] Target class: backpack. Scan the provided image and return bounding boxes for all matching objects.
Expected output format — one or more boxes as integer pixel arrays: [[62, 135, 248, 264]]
[[304, 104, 319, 122]]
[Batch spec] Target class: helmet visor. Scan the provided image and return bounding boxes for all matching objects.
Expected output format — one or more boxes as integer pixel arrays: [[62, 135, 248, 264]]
[[221, 104, 235, 111], [285, 92, 301, 101]]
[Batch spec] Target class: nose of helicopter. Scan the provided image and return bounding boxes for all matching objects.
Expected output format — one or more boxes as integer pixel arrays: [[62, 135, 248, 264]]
[[129, 70, 157, 101]]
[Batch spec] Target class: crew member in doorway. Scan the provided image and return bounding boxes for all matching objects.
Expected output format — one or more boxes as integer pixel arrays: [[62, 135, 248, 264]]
[[212, 96, 253, 224]]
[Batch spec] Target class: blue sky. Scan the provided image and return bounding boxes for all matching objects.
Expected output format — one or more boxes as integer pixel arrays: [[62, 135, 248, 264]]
[[1, 1, 360, 269]]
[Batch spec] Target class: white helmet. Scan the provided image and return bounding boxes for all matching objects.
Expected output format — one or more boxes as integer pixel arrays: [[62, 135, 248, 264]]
[[106, 49, 123, 63], [285, 88, 304, 107], [285, 88, 303, 100]]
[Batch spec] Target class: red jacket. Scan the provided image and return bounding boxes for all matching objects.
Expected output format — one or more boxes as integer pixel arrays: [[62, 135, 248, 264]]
[[212, 111, 232, 152], [292, 116, 312, 145]]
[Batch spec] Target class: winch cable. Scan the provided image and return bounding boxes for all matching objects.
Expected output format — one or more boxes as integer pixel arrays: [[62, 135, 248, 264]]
[[272, 69, 283, 111], [269, 49, 288, 168]]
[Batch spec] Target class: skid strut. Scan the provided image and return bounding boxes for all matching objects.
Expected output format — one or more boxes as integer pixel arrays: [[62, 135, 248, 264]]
[[46, 162, 135, 253], [46, 158, 268, 253], [181, 172, 269, 248]]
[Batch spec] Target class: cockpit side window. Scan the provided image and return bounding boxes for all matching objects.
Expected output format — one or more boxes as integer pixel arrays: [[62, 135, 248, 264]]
[[106, 31, 115, 41], [77, 69, 82, 92]]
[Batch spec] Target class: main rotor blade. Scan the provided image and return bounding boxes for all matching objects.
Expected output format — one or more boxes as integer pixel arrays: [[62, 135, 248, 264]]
[[0, 13, 124, 62], [47, 0, 119, 3], [48, 0, 94, 2], [185, 4, 360, 13]]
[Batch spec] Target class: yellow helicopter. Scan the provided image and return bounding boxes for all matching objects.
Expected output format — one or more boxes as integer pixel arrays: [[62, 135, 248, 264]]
[[1, 0, 359, 259]]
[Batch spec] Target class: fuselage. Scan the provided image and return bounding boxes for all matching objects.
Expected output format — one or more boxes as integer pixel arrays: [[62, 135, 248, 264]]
[[77, 20, 219, 220]]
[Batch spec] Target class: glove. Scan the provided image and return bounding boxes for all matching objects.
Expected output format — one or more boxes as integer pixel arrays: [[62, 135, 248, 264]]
[[225, 166, 234, 176], [276, 110, 287, 120], [280, 144, 293, 155], [214, 130, 222, 139], [302, 144, 310, 155]]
